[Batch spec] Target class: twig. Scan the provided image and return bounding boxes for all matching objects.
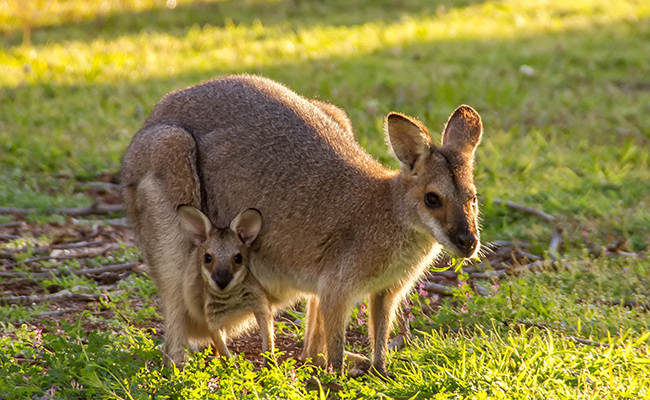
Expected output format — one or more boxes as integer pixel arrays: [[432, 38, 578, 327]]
[[103, 217, 131, 226], [73, 262, 140, 277], [577, 299, 650, 312], [431, 270, 458, 279], [515, 321, 620, 348], [78, 182, 121, 191], [0, 234, 20, 241], [2, 240, 109, 255], [0, 262, 141, 279], [0, 290, 103, 305], [421, 281, 453, 296], [548, 226, 564, 261], [2, 255, 78, 269], [493, 199, 556, 222], [512, 260, 550, 274], [469, 269, 508, 280], [2, 243, 130, 268], [0, 204, 124, 217], [32, 309, 74, 318], [0, 221, 23, 229]]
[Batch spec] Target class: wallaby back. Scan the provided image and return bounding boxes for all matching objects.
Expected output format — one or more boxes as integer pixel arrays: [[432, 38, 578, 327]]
[[138, 74, 482, 375]]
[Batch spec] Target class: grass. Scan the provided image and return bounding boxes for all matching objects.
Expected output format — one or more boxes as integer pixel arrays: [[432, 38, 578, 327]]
[[1, 0, 649, 398]]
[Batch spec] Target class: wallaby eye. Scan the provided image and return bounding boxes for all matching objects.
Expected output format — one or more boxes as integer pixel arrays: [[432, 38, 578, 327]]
[[424, 192, 442, 209], [233, 253, 243, 264], [203, 254, 212, 264], [472, 194, 478, 204]]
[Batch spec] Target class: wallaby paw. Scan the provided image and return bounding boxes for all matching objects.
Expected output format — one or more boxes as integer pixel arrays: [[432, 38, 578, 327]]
[[344, 351, 372, 378]]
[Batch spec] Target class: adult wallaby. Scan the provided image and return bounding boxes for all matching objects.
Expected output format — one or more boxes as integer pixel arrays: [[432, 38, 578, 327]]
[[137, 74, 482, 376], [121, 128, 273, 367]]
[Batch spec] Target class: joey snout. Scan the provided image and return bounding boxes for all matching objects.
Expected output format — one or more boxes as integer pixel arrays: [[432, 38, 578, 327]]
[[212, 268, 233, 290]]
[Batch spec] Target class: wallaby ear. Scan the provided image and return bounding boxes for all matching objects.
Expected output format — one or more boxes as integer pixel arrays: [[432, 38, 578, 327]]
[[177, 205, 212, 245], [440, 105, 482, 156], [230, 208, 262, 246], [385, 113, 433, 170]]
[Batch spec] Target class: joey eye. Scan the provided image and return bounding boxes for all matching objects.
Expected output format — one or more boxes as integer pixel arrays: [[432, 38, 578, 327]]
[[203, 254, 212, 264], [233, 254, 243, 264], [472, 194, 478, 204], [424, 192, 442, 209]]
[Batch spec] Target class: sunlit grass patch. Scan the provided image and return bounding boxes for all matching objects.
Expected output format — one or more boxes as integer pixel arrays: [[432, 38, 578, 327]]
[[387, 327, 650, 399], [1, 0, 648, 87], [0, 0, 230, 33]]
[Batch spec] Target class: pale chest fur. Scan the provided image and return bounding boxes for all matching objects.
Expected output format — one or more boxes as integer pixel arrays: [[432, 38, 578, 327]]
[[203, 279, 266, 328]]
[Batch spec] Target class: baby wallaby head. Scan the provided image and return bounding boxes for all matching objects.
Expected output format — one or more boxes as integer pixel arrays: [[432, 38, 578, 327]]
[[177, 205, 262, 292], [386, 105, 483, 259]]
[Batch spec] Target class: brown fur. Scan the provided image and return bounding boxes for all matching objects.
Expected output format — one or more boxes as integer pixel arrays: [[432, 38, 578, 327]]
[[121, 126, 274, 367], [126, 74, 482, 376]]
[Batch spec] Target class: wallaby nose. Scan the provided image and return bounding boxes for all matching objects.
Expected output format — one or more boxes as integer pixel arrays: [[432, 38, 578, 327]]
[[455, 232, 478, 257], [212, 269, 233, 290]]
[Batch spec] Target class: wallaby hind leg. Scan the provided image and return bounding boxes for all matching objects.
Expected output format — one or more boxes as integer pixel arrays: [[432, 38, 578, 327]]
[[300, 296, 327, 367], [123, 124, 203, 368], [162, 306, 191, 368]]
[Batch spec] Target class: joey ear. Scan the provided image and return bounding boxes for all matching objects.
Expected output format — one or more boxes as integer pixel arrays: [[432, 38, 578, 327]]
[[230, 208, 262, 246], [385, 113, 433, 170], [177, 205, 212, 245], [441, 105, 482, 156]]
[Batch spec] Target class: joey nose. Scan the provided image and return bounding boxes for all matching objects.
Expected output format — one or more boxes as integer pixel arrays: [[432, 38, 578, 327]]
[[212, 269, 233, 290], [456, 232, 478, 257]]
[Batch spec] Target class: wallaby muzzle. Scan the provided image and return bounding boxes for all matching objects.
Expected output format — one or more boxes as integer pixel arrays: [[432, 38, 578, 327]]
[[453, 231, 479, 258], [212, 269, 233, 290]]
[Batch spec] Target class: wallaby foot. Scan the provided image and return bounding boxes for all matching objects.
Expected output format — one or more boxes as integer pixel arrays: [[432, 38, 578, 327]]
[[345, 351, 371, 378]]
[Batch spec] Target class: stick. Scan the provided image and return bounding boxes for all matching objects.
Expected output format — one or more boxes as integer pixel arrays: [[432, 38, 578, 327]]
[[32, 309, 73, 318], [580, 299, 650, 312], [0, 290, 103, 305], [72, 262, 141, 277], [430, 270, 458, 279], [2, 243, 129, 268], [0, 221, 23, 229], [493, 199, 556, 222], [0, 234, 20, 241], [469, 269, 508, 280], [548, 226, 564, 261], [420, 281, 453, 296], [515, 321, 620, 348], [0, 204, 124, 217], [0, 262, 141, 279], [78, 182, 121, 191], [2, 255, 78, 269], [2, 241, 109, 255]]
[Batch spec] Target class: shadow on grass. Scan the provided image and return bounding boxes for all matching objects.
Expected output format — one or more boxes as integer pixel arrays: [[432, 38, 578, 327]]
[[1, 16, 649, 171], [0, 0, 489, 48]]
